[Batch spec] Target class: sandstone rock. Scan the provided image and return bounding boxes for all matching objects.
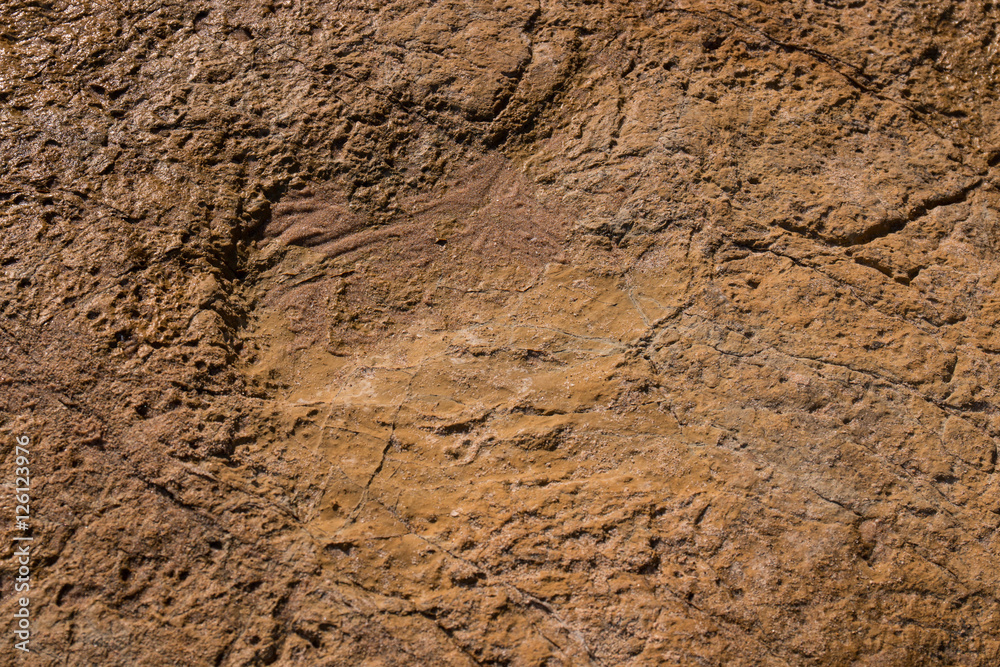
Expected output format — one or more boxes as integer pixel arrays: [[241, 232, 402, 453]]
[[2, 0, 1000, 665]]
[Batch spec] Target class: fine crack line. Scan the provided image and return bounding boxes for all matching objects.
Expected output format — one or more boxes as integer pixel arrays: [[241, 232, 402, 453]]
[[809, 487, 862, 517], [774, 177, 985, 248], [725, 240, 944, 337], [358, 492, 605, 666], [507, 583, 603, 666], [631, 307, 998, 535], [649, 5, 979, 151]]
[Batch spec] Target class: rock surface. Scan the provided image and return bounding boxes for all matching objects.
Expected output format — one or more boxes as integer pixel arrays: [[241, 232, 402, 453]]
[[2, 0, 1000, 664]]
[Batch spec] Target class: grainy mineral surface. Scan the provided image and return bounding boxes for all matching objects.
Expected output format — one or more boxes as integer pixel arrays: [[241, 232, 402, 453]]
[[2, 0, 1000, 665]]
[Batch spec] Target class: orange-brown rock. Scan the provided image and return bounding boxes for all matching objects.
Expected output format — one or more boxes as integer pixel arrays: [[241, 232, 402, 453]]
[[2, 0, 1000, 665]]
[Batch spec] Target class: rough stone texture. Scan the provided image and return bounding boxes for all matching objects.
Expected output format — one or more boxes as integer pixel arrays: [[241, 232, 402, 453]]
[[2, 0, 1000, 665]]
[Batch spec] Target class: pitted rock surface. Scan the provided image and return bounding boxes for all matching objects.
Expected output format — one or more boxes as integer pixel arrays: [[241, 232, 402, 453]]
[[2, 1, 1000, 665]]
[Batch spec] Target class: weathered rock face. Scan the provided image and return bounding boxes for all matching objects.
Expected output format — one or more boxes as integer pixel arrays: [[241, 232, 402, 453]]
[[3, 0, 1000, 664]]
